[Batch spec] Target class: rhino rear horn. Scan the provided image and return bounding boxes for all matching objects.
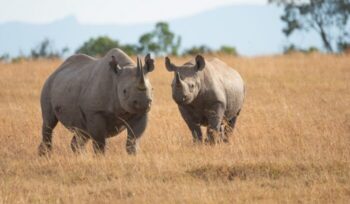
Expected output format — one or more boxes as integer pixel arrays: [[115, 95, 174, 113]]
[[175, 72, 182, 87], [136, 56, 142, 76], [109, 56, 122, 74]]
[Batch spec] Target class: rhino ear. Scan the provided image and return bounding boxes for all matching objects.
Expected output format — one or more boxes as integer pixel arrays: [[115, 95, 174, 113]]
[[165, 56, 176, 72], [109, 56, 122, 74], [144, 53, 155, 73], [195, 55, 205, 71]]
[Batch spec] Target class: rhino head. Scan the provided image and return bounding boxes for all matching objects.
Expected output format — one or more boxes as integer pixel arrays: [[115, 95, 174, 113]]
[[165, 55, 205, 105], [109, 54, 154, 113]]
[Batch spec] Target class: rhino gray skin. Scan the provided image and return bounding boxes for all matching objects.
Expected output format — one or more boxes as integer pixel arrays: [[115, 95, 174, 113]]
[[165, 55, 245, 144], [38, 48, 154, 155]]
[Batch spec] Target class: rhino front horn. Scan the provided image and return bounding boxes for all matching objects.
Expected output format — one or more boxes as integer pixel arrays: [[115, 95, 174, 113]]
[[175, 72, 182, 87], [137, 57, 146, 91]]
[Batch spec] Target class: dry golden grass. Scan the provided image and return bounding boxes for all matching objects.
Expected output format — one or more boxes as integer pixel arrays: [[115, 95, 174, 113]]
[[0, 54, 349, 203]]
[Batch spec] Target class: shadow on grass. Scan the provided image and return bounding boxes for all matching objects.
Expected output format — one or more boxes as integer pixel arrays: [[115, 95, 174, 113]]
[[186, 162, 350, 182]]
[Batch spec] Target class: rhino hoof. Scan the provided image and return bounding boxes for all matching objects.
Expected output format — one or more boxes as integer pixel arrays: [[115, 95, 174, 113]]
[[38, 143, 52, 156], [204, 138, 217, 145]]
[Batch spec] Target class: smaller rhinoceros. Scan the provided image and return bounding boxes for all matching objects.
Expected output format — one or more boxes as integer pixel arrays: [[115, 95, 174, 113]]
[[165, 55, 245, 144], [38, 48, 154, 155]]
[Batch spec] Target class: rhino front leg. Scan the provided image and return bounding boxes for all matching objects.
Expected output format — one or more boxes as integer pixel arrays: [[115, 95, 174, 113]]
[[205, 103, 225, 145], [93, 138, 106, 154], [126, 114, 148, 155], [191, 126, 203, 144], [87, 115, 107, 154], [179, 106, 202, 143]]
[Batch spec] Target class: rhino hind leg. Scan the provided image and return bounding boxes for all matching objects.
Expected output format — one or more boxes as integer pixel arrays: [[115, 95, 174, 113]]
[[38, 111, 58, 156], [92, 138, 106, 154], [223, 116, 238, 143], [71, 133, 89, 153]]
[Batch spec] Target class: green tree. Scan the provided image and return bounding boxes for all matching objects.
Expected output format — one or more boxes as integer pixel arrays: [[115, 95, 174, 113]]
[[0, 53, 10, 62], [139, 33, 160, 55], [307, 46, 319, 53], [76, 36, 119, 56], [120, 44, 139, 56], [218, 45, 238, 55], [139, 22, 181, 56], [77, 36, 142, 56], [31, 39, 67, 59], [338, 42, 350, 52], [269, 0, 350, 52], [283, 44, 320, 54]]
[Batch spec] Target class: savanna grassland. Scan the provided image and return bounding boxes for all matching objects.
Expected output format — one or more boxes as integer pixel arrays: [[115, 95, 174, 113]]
[[0, 54, 349, 203]]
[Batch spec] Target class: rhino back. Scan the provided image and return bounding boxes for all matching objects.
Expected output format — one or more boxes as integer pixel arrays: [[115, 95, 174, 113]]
[[199, 58, 245, 120], [41, 53, 118, 129]]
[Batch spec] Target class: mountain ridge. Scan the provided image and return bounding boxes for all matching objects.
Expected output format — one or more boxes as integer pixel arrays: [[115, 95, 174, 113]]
[[0, 5, 320, 57]]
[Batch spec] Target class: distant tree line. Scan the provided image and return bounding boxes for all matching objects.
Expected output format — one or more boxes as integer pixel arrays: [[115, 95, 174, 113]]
[[1, 21, 238, 63], [3, 0, 350, 63], [75, 22, 238, 57], [283, 44, 320, 54], [1, 39, 69, 63]]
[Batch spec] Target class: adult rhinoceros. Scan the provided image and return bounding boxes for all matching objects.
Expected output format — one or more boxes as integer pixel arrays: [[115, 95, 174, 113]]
[[38, 48, 154, 155], [165, 55, 245, 144]]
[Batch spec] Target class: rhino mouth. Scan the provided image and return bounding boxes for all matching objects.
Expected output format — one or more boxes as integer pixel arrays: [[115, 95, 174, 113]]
[[128, 102, 152, 113], [145, 102, 152, 112], [175, 97, 192, 105], [183, 94, 194, 103]]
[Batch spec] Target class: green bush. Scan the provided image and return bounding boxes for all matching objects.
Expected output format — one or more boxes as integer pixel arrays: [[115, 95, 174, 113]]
[[76, 36, 119, 57], [183, 45, 213, 56], [31, 39, 68, 59], [218, 45, 238, 56]]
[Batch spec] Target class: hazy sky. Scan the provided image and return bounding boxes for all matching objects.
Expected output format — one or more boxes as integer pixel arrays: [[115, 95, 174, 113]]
[[0, 0, 267, 24]]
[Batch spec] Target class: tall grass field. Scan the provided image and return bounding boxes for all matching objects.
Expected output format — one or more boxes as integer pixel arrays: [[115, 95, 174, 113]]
[[0, 54, 349, 203]]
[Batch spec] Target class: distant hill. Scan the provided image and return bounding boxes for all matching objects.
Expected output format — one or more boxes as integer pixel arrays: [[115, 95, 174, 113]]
[[0, 5, 321, 57]]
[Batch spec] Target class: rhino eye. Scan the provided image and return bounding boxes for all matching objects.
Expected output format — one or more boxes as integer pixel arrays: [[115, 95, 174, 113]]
[[123, 89, 127, 94]]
